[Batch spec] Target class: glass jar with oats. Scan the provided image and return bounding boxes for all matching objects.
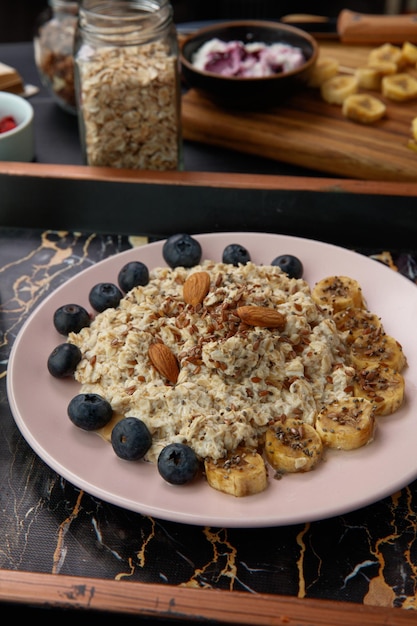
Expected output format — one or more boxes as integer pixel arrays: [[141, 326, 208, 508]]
[[34, 0, 80, 115], [73, 0, 182, 170]]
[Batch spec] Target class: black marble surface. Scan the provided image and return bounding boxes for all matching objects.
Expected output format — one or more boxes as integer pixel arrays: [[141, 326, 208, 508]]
[[1, 227, 417, 621]]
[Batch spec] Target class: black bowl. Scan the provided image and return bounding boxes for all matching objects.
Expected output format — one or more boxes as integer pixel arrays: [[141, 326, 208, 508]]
[[180, 20, 319, 110]]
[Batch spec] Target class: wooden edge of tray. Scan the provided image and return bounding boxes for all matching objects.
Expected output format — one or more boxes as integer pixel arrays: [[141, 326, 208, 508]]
[[1, 162, 416, 249], [0, 569, 416, 625], [2, 161, 417, 197]]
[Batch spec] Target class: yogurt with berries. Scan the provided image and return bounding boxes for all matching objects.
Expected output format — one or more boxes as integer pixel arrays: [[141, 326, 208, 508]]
[[192, 38, 305, 78]]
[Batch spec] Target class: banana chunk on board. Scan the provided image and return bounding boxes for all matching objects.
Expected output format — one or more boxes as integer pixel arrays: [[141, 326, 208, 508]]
[[408, 139, 417, 153], [264, 418, 323, 474], [367, 61, 398, 79], [411, 117, 417, 141], [311, 276, 366, 313], [382, 73, 417, 101], [320, 75, 358, 105], [401, 41, 417, 65], [355, 66, 385, 91], [316, 397, 376, 450], [204, 448, 268, 497], [342, 94, 386, 124], [307, 56, 339, 88], [353, 363, 405, 416], [368, 43, 404, 70]]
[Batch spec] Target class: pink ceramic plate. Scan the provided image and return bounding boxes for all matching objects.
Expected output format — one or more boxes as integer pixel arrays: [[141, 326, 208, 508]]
[[7, 233, 417, 527]]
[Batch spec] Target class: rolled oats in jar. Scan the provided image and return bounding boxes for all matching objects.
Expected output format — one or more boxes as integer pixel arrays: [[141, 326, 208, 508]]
[[34, 0, 80, 115], [74, 0, 182, 170]]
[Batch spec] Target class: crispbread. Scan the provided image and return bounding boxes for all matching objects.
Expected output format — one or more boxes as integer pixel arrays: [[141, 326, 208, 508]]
[[0, 61, 24, 94]]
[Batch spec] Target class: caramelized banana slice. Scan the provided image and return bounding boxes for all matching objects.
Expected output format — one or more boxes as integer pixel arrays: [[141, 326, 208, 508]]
[[316, 397, 376, 450], [264, 418, 323, 474], [333, 307, 383, 345], [342, 94, 386, 124], [353, 363, 405, 416], [320, 75, 358, 105], [307, 56, 339, 88], [204, 448, 268, 497], [382, 73, 417, 101], [311, 276, 366, 313], [350, 332, 407, 372]]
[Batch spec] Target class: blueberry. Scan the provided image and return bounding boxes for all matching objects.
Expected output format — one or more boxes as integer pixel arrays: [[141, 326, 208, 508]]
[[157, 443, 199, 485], [47, 343, 82, 378], [67, 393, 113, 431], [53, 303, 91, 335], [118, 261, 149, 293], [162, 233, 202, 269], [111, 417, 152, 461], [89, 282, 123, 312], [271, 254, 303, 279], [222, 243, 251, 266]]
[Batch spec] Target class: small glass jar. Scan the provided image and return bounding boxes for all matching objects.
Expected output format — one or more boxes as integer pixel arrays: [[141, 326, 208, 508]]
[[34, 0, 80, 115], [73, 0, 182, 171]]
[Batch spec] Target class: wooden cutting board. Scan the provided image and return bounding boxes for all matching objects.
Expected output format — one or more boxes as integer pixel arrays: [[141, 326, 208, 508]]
[[181, 42, 417, 182]]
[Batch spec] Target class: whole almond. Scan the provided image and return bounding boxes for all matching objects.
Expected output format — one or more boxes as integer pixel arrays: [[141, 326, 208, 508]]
[[183, 271, 210, 306], [148, 343, 179, 384], [236, 306, 286, 329]]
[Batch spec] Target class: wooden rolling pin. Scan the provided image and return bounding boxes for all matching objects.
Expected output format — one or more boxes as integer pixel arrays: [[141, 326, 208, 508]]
[[282, 9, 417, 44], [338, 9, 417, 43]]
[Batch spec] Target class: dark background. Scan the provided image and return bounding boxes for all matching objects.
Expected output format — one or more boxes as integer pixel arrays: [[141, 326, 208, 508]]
[[1, 1, 388, 44]]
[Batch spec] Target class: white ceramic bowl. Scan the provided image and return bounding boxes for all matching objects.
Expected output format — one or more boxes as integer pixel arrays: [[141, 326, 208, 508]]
[[0, 91, 35, 162]]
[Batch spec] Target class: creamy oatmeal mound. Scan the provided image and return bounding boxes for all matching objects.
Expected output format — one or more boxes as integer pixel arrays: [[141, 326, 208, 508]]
[[68, 260, 355, 463]]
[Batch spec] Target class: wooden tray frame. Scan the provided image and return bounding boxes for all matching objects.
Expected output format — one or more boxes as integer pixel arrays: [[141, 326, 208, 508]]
[[1, 569, 417, 625], [1, 162, 417, 623], [1, 163, 417, 249]]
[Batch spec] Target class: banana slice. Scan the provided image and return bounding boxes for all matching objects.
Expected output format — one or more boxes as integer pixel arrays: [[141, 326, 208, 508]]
[[409, 117, 417, 151], [342, 94, 386, 124], [368, 43, 404, 70], [320, 75, 358, 105], [401, 41, 417, 65], [353, 363, 405, 416], [315, 397, 376, 450], [355, 66, 384, 91], [204, 448, 268, 497], [333, 307, 383, 345], [311, 276, 366, 313], [382, 73, 417, 101], [412, 117, 417, 141], [264, 418, 323, 474], [349, 332, 407, 372], [307, 56, 339, 88], [367, 60, 397, 76]]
